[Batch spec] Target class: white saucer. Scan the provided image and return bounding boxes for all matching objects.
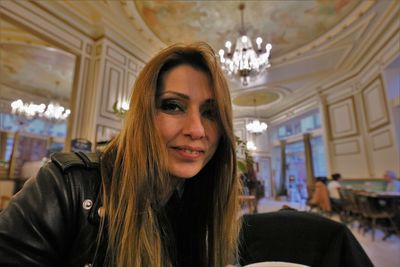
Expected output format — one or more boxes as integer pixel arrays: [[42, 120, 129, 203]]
[[244, 261, 309, 267]]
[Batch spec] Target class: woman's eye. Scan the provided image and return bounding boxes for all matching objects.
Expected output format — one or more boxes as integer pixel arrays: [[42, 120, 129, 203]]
[[159, 100, 185, 113], [202, 108, 217, 120]]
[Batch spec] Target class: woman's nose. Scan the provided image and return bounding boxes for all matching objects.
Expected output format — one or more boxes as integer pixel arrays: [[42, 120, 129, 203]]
[[183, 109, 205, 139]]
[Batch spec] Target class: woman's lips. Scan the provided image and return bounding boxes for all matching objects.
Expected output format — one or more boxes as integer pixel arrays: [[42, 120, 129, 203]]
[[172, 146, 205, 159]]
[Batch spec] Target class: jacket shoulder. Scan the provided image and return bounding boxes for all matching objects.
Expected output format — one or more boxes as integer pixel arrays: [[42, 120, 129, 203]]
[[50, 151, 100, 172]]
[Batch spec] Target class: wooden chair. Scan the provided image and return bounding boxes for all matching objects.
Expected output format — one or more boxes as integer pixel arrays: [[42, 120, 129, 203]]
[[339, 188, 364, 227], [355, 192, 399, 241]]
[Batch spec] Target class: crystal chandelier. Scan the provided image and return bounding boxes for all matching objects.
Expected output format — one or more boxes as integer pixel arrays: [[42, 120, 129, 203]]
[[246, 97, 268, 133], [11, 99, 71, 121], [218, 3, 272, 86]]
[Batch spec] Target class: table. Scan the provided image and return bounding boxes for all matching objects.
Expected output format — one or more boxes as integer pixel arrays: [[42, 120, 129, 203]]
[[355, 191, 400, 240]]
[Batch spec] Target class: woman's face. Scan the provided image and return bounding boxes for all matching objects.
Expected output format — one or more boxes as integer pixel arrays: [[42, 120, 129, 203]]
[[155, 64, 220, 179]]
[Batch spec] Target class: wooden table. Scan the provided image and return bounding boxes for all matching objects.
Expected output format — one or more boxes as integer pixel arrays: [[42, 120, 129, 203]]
[[355, 191, 400, 240]]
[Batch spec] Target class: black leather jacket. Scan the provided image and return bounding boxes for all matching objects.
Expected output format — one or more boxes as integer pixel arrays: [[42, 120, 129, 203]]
[[0, 152, 105, 267]]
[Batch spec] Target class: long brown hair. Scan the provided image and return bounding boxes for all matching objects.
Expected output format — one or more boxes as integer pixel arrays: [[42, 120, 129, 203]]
[[100, 42, 241, 266]]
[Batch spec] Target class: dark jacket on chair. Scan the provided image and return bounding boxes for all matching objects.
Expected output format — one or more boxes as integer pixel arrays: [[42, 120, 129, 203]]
[[239, 210, 374, 267]]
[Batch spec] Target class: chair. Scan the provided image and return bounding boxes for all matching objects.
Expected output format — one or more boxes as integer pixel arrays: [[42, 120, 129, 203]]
[[338, 188, 363, 226], [239, 210, 373, 267], [355, 192, 399, 241], [337, 188, 352, 223]]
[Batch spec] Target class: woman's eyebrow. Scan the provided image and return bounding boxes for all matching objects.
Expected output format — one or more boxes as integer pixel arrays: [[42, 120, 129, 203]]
[[203, 99, 216, 106], [159, 91, 216, 104], [159, 91, 189, 100]]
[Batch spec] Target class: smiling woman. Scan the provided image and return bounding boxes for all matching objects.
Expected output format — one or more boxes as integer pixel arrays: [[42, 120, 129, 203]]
[[0, 42, 242, 267], [155, 64, 220, 179]]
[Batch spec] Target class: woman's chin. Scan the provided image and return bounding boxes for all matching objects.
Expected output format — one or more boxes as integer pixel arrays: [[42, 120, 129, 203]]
[[170, 169, 200, 180]]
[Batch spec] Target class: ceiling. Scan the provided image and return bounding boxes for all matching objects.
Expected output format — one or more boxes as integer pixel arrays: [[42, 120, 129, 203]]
[[0, 17, 75, 107], [0, 0, 395, 121], [134, 1, 360, 57]]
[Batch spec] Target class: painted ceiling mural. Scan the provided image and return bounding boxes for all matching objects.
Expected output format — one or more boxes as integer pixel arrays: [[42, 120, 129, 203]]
[[0, 18, 76, 102], [135, 0, 361, 57], [0, 43, 75, 101]]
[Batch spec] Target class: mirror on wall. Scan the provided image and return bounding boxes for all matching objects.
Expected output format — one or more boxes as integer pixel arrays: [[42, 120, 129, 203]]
[[0, 17, 76, 179]]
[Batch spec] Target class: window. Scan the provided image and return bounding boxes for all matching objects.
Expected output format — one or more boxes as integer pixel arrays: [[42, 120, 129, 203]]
[[311, 135, 327, 177], [0, 112, 67, 137], [271, 109, 327, 197], [272, 109, 321, 142]]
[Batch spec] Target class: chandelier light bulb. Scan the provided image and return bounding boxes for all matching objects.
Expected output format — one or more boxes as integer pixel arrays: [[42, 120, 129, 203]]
[[121, 100, 130, 111], [11, 99, 23, 110], [241, 35, 248, 43], [225, 41, 232, 53], [256, 37, 262, 50]]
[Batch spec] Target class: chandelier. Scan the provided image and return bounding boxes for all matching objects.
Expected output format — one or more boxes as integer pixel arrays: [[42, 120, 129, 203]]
[[11, 99, 71, 121], [246, 97, 268, 133], [218, 3, 272, 86], [246, 140, 257, 151]]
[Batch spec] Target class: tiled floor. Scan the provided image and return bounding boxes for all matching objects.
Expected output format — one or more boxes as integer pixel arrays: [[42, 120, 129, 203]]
[[250, 198, 400, 267]]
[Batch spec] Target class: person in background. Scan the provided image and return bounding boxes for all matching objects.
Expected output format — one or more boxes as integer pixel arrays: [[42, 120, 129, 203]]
[[0, 42, 242, 267], [328, 173, 343, 213], [384, 170, 400, 192], [287, 175, 301, 203], [309, 176, 331, 213], [297, 178, 309, 209]]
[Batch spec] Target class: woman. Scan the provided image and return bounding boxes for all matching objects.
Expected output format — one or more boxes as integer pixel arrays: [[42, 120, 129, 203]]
[[0, 42, 242, 267], [309, 176, 331, 213]]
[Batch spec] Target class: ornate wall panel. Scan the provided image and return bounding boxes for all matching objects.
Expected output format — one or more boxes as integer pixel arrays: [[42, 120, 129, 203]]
[[331, 137, 369, 178], [369, 143, 399, 178], [367, 125, 399, 177], [100, 59, 125, 120], [333, 139, 360, 156], [94, 38, 144, 131], [362, 78, 389, 131], [371, 129, 393, 151], [233, 119, 247, 159], [328, 97, 358, 139]]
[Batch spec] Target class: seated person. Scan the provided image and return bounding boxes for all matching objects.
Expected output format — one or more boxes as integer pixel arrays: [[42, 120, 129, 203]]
[[327, 173, 343, 213], [308, 176, 331, 213], [384, 170, 400, 192]]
